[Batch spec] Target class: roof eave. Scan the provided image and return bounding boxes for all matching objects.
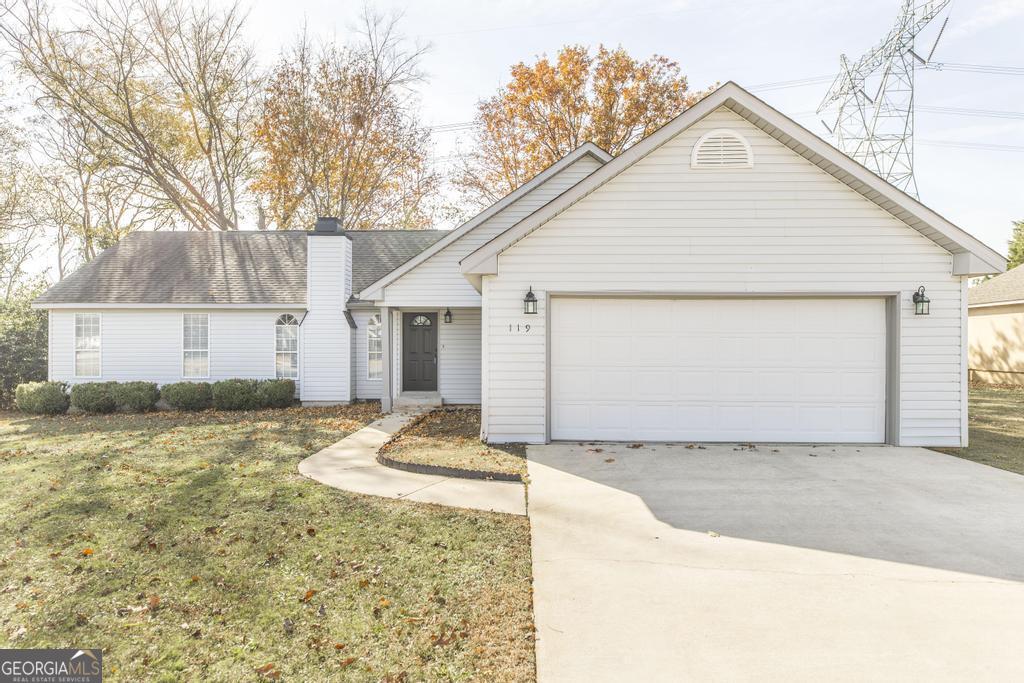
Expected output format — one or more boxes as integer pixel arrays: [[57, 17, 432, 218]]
[[968, 299, 1024, 309], [32, 302, 308, 310]]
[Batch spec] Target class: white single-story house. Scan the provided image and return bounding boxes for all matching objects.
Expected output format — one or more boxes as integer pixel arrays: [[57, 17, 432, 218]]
[[967, 266, 1024, 385], [34, 82, 1005, 447]]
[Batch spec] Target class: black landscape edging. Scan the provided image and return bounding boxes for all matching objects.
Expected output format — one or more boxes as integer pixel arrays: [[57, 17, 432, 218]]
[[375, 451, 523, 483]]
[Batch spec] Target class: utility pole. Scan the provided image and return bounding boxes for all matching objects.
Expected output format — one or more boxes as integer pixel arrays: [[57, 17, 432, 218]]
[[818, 1, 951, 197]]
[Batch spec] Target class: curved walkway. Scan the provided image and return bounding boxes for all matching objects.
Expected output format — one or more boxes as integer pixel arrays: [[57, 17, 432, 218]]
[[298, 411, 526, 516]]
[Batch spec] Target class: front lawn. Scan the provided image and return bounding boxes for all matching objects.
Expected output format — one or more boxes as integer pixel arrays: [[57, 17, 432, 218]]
[[937, 385, 1024, 475], [380, 409, 527, 478], [0, 406, 534, 681]]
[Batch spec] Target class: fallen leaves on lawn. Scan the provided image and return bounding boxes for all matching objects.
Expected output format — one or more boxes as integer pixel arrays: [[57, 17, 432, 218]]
[[430, 623, 469, 647], [80, 548, 93, 556], [255, 662, 279, 679], [300, 589, 317, 602]]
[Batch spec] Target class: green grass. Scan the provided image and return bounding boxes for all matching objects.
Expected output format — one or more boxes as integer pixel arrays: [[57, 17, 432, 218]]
[[937, 386, 1024, 475], [0, 406, 534, 682], [380, 409, 527, 478]]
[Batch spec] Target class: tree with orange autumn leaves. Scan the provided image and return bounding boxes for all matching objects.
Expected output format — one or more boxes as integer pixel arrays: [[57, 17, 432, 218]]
[[457, 44, 707, 207], [253, 14, 439, 231]]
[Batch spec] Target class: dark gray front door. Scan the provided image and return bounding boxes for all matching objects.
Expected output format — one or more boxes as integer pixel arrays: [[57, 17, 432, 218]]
[[403, 312, 437, 391]]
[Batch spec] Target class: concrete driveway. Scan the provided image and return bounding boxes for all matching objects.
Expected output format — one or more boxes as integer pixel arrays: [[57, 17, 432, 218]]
[[527, 443, 1024, 682]]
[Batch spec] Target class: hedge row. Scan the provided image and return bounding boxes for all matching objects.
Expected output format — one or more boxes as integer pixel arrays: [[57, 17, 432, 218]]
[[15, 379, 296, 415]]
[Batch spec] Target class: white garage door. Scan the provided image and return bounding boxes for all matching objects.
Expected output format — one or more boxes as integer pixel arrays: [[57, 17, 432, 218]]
[[550, 298, 887, 443]]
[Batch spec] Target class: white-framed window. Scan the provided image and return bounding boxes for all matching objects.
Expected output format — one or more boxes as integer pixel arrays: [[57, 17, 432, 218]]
[[182, 313, 209, 378], [275, 314, 299, 379], [367, 314, 383, 380], [74, 313, 101, 378]]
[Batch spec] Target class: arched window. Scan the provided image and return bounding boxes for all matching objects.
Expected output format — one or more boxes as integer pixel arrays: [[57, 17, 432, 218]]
[[410, 315, 431, 327], [690, 129, 754, 169], [275, 314, 299, 379], [367, 314, 383, 380]]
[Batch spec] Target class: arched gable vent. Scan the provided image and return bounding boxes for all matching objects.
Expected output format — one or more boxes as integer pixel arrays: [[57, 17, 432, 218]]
[[690, 129, 754, 169]]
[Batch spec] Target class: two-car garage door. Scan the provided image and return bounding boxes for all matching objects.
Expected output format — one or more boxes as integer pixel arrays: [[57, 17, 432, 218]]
[[550, 297, 887, 443]]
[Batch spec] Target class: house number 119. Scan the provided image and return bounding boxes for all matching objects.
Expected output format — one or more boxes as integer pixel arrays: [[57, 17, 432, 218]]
[[508, 324, 531, 333]]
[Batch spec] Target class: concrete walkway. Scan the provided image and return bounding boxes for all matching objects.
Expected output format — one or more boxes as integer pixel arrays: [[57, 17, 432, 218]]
[[298, 411, 525, 516], [528, 442, 1024, 682]]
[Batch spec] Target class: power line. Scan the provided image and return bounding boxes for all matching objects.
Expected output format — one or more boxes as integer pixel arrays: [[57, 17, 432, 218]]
[[918, 105, 1024, 120], [924, 61, 1024, 75], [918, 139, 1024, 152], [748, 62, 1024, 95], [794, 104, 1024, 121], [749, 75, 836, 92]]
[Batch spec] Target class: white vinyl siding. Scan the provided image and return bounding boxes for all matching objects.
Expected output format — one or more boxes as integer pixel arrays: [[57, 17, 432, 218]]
[[481, 107, 966, 447], [182, 313, 209, 378], [301, 235, 353, 402], [367, 314, 382, 380], [379, 155, 604, 308], [439, 307, 482, 404], [275, 314, 299, 379], [352, 308, 382, 399], [49, 309, 304, 385], [74, 313, 101, 378]]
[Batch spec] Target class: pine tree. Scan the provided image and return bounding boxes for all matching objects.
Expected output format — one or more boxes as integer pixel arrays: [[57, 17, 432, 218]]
[[1008, 220, 1024, 270]]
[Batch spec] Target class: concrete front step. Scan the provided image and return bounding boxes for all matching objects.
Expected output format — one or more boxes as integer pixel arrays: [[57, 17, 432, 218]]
[[393, 392, 442, 410]]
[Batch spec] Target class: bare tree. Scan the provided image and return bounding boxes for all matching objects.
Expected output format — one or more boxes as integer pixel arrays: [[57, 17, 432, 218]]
[[0, 93, 38, 298], [253, 12, 439, 230], [33, 112, 174, 277], [0, 0, 261, 231]]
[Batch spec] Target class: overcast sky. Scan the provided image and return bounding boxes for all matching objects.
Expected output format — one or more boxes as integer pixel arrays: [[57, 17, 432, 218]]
[[230, 0, 1023, 255]]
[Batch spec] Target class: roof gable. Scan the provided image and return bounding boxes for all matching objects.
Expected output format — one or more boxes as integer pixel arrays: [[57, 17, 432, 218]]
[[357, 143, 611, 300], [461, 82, 1006, 280]]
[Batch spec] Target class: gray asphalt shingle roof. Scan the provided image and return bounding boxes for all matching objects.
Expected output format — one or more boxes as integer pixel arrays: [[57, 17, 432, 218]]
[[968, 265, 1024, 306], [34, 229, 447, 306]]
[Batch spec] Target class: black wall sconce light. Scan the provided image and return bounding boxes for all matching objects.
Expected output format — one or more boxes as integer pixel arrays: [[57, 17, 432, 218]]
[[443, 308, 453, 324], [912, 286, 930, 315], [524, 287, 538, 314]]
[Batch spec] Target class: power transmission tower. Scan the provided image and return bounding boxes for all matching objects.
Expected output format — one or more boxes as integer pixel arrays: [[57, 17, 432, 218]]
[[817, 1, 951, 197]]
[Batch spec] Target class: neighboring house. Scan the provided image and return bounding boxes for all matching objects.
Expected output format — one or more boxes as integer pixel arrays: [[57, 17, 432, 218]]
[[34, 82, 1005, 447], [967, 266, 1024, 385]]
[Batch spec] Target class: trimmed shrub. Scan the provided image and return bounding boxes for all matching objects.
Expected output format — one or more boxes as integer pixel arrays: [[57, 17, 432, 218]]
[[257, 379, 296, 408], [113, 381, 159, 413], [161, 382, 212, 411], [70, 382, 119, 414], [15, 381, 69, 415], [212, 379, 261, 411]]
